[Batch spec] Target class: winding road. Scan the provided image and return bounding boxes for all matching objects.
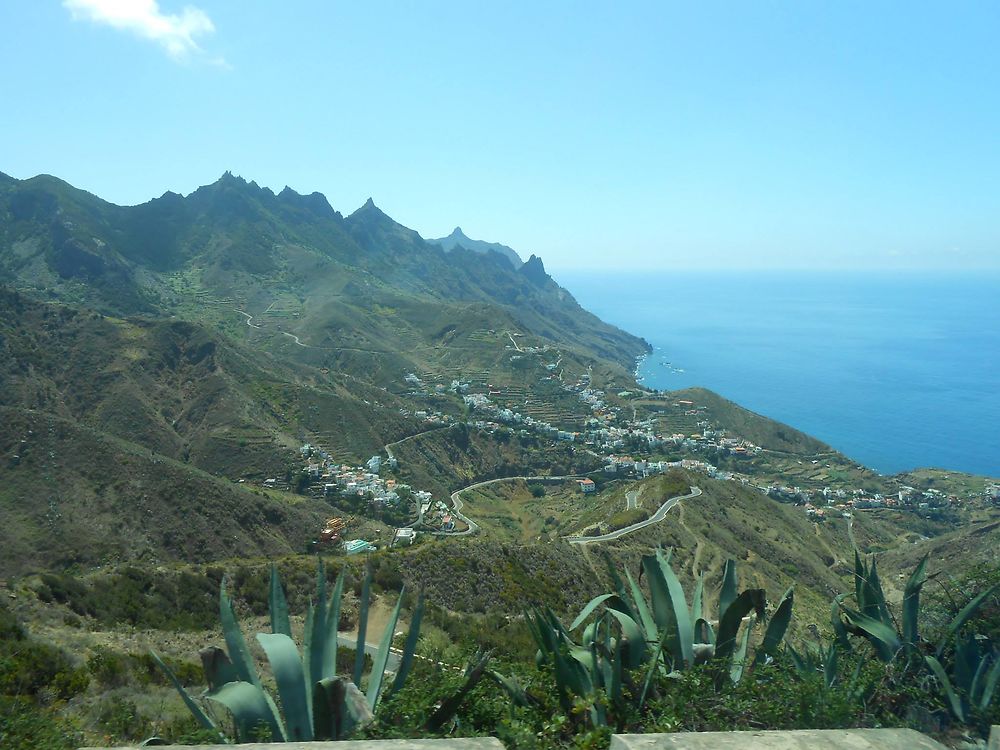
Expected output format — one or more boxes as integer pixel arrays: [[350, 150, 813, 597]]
[[434, 475, 587, 537], [236, 310, 262, 329], [564, 486, 702, 545]]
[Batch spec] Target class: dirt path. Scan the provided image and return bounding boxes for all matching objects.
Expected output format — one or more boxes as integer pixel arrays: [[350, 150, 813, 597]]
[[678, 502, 703, 576]]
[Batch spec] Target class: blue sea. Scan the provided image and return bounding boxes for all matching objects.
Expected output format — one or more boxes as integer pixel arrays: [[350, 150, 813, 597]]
[[555, 271, 1000, 477]]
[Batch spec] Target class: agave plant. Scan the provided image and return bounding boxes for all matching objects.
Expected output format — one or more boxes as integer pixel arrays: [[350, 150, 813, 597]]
[[152, 560, 424, 743], [609, 550, 792, 684], [834, 551, 1000, 722], [515, 549, 794, 727]]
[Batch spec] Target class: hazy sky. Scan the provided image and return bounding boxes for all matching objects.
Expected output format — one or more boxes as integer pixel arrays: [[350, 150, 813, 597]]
[[2, 1, 999, 271]]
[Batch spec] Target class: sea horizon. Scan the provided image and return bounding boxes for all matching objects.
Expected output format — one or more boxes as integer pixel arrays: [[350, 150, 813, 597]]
[[555, 268, 1000, 478]]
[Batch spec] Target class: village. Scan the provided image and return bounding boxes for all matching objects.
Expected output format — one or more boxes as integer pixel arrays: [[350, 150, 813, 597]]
[[273, 360, 1000, 553]]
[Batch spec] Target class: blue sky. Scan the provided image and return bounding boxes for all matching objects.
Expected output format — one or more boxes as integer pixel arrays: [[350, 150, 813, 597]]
[[1, 1, 999, 271]]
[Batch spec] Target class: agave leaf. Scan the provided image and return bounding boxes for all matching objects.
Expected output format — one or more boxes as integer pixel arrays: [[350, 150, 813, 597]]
[[691, 572, 705, 624], [322, 570, 346, 682], [199, 646, 239, 692], [968, 650, 991, 702], [388, 589, 424, 698], [638, 629, 671, 710], [219, 580, 260, 688], [655, 548, 694, 668], [353, 566, 372, 686], [901, 554, 928, 651], [924, 654, 965, 722], [269, 563, 292, 637], [570, 593, 620, 631], [557, 646, 594, 699], [150, 650, 222, 738], [758, 587, 794, 661], [490, 670, 533, 707], [977, 654, 1000, 712], [866, 556, 891, 624], [206, 680, 285, 742], [641, 553, 672, 632], [309, 559, 329, 694], [719, 559, 738, 619], [570, 645, 597, 674], [257, 633, 312, 740], [846, 652, 865, 700], [786, 643, 807, 675], [831, 595, 852, 650], [625, 566, 657, 642], [839, 602, 900, 662], [853, 550, 866, 609], [729, 615, 754, 684], [954, 634, 978, 692], [302, 602, 316, 687], [715, 589, 765, 662], [823, 644, 839, 688], [366, 585, 405, 709], [313, 676, 373, 741], [610, 638, 624, 704], [425, 650, 493, 732], [606, 607, 648, 668], [936, 582, 1000, 657]]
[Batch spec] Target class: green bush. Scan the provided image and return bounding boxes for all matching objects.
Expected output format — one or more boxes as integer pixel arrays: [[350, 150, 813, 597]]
[[0, 697, 79, 750]]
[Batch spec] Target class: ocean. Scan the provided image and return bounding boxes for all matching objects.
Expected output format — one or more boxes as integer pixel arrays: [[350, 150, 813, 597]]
[[555, 270, 1000, 477]]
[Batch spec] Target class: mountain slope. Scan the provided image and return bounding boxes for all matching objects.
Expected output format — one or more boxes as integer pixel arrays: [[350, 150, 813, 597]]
[[0, 288, 417, 476], [0, 406, 330, 575], [0, 172, 648, 380]]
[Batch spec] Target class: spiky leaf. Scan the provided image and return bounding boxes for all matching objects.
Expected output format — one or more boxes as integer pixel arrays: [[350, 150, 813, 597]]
[[353, 566, 372, 686], [313, 677, 373, 740], [715, 589, 765, 662], [389, 589, 424, 698], [269, 564, 292, 637], [322, 570, 346, 682], [838, 602, 900, 662], [759, 587, 794, 661], [606, 607, 647, 668], [977, 655, 1000, 712], [719, 559, 738, 619], [425, 651, 493, 732], [625, 566, 657, 643], [206, 680, 284, 742], [936, 582, 1000, 657], [730, 616, 754, 684], [150, 650, 221, 738], [220, 580, 260, 688], [901, 554, 928, 652], [925, 655, 965, 722], [366, 585, 405, 709], [257, 633, 312, 741]]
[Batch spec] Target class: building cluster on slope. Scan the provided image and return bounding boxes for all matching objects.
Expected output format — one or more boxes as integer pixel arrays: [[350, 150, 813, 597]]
[[291, 443, 443, 552]]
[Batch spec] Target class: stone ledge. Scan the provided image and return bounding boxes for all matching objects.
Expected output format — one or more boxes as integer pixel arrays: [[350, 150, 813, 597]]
[[610, 728, 949, 750], [81, 739, 506, 750], [988, 725, 998, 750]]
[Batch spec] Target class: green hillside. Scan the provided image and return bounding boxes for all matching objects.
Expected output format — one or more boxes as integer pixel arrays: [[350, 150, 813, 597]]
[[0, 172, 648, 382], [0, 406, 330, 575]]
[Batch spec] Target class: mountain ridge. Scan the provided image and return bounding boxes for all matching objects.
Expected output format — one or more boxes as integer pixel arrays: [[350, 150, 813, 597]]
[[426, 226, 524, 269], [0, 170, 648, 373]]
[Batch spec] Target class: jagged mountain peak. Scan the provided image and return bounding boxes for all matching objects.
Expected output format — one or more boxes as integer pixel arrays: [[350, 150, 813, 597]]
[[519, 254, 550, 285], [427, 226, 523, 269]]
